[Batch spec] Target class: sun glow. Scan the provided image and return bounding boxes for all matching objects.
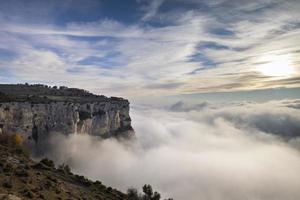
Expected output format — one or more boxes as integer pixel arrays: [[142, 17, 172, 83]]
[[257, 55, 295, 77]]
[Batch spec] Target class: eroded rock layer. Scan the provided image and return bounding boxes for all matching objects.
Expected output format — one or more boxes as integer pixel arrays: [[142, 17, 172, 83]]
[[0, 84, 133, 143]]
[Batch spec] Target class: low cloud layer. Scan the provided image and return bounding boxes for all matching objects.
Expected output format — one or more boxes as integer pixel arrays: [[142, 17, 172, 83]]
[[168, 99, 300, 138], [43, 100, 300, 200]]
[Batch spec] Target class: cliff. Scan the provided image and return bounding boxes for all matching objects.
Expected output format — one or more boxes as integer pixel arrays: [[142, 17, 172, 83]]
[[0, 84, 133, 144]]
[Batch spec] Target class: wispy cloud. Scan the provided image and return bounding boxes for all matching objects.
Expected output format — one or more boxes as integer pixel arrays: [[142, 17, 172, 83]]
[[140, 0, 165, 21], [0, 0, 299, 98]]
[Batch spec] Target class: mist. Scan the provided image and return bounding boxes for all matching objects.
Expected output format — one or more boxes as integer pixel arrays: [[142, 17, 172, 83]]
[[43, 99, 300, 200]]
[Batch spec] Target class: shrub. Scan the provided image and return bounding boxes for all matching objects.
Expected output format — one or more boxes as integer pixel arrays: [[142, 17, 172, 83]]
[[74, 175, 92, 186], [127, 184, 173, 200], [127, 188, 140, 200], [143, 184, 153, 199], [0, 133, 24, 147], [39, 158, 55, 168], [152, 192, 161, 200], [94, 180, 102, 185], [13, 134, 24, 145], [58, 163, 72, 175]]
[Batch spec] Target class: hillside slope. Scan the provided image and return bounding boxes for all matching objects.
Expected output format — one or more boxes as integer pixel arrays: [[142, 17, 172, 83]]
[[0, 135, 127, 200]]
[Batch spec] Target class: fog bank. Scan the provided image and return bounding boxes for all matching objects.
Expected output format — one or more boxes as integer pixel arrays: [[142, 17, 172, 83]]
[[44, 100, 300, 200]]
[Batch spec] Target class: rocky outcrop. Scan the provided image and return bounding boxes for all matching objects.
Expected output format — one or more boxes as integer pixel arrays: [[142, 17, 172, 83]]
[[0, 100, 132, 141], [0, 84, 133, 144]]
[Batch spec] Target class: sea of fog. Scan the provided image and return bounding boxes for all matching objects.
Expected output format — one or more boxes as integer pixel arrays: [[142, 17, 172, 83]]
[[43, 99, 300, 200]]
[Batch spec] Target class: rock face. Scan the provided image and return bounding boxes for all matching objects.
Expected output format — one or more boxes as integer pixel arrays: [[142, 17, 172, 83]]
[[0, 84, 133, 144]]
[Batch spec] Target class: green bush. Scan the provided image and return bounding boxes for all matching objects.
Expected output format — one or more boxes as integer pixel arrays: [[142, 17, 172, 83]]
[[40, 158, 55, 168], [127, 184, 173, 200], [58, 163, 72, 175], [127, 188, 140, 200]]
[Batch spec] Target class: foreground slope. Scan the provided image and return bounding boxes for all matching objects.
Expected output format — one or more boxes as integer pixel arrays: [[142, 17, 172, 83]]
[[0, 135, 127, 200]]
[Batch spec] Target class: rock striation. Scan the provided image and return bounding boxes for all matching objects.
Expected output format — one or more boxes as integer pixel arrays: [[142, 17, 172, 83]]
[[0, 84, 133, 144]]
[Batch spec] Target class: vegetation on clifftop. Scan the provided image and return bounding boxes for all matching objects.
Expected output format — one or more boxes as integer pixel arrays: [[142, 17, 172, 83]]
[[0, 83, 126, 103]]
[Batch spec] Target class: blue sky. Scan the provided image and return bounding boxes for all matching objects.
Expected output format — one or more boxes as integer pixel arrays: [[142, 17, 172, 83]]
[[0, 0, 300, 99]]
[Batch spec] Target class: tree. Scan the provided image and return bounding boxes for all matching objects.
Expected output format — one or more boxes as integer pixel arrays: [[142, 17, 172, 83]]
[[127, 188, 140, 200], [58, 163, 72, 175], [127, 184, 172, 200], [152, 192, 161, 200], [143, 184, 153, 200]]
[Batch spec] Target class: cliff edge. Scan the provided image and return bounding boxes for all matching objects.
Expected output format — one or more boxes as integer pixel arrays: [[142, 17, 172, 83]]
[[0, 84, 133, 144]]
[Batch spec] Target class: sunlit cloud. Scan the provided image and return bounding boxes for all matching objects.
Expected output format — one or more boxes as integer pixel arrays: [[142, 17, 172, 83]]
[[0, 0, 299, 98], [42, 99, 300, 200], [256, 54, 295, 77]]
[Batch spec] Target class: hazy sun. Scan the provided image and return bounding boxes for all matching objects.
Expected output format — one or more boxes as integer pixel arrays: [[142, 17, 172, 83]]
[[257, 55, 295, 77]]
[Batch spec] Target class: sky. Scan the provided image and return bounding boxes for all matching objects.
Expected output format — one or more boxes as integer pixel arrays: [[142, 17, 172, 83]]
[[1, 1, 300, 199], [0, 0, 300, 100]]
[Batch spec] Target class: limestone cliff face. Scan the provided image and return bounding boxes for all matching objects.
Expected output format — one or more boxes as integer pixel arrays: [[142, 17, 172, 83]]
[[0, 99, 133, 143]]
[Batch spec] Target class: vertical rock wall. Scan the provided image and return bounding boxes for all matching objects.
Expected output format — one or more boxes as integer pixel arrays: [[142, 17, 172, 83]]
[[0, 99, 133, 143]]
